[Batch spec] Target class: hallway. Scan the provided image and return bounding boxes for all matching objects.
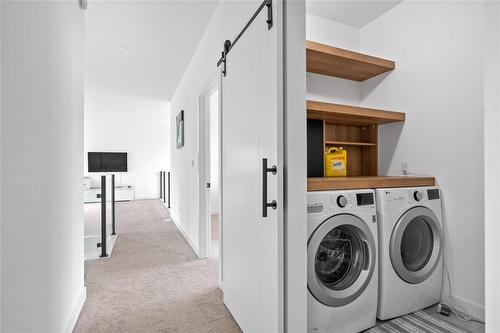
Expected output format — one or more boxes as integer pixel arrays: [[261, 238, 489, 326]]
[[74, 199, 240, 332]]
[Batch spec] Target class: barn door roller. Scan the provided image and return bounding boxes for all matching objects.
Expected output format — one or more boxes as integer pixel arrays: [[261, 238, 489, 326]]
[[216, 0, 273, 77]]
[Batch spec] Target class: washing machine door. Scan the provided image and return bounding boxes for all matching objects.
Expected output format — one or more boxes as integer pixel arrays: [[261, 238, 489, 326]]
[[390, 206, 442, 284], [308, 214, 376, 307]]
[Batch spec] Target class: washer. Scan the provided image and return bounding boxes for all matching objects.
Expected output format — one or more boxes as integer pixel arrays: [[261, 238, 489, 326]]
[[375, 186, 443, 320], [308, 189, 378, 333]]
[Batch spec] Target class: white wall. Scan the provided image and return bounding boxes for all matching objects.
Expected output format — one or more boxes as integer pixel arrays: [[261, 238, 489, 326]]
[[483, 1, 500, 331], [1, 2, 85, 332], [306, 14, 361, 106], [307, 13, 359, 51], [307, 1, 485, 320], [170, 0, 258, 254], [360, 1, 485, 319], [84, 1, 174, 200], [84, 85, 170, 199]]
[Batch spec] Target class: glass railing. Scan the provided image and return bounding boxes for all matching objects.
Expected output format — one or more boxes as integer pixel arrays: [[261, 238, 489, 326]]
[[99, 175, 117, 258], [84, 174, 118, 259]]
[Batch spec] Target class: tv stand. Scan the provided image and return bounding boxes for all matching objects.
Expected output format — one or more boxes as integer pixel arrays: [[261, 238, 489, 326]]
[[84, 185, 134, 203]]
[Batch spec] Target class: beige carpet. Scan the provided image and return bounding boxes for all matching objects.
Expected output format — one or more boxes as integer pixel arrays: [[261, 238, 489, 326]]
[[74, 199, 241, 333], [75, 199, 482, 333]]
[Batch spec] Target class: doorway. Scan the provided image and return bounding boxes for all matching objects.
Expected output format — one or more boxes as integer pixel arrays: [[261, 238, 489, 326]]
[[199, 79, 221, 261]]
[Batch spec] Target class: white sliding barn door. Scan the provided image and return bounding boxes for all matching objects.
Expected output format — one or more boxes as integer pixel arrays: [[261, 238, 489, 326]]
[[221, 3, 282, 333]]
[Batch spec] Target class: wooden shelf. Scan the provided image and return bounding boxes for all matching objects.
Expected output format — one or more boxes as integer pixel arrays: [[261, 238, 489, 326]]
[[325, 141, 376, 146], [306, 40, 395, 81], [304, 42, 426, 186], [307, 176, 436, 191], [307, 100, 405, 126]]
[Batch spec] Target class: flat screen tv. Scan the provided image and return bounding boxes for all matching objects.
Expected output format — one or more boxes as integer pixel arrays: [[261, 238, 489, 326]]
[[88, 152, 128, 172]]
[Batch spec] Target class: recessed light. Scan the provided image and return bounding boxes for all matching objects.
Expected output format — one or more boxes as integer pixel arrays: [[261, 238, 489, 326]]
[[117, 46, 127, 52]]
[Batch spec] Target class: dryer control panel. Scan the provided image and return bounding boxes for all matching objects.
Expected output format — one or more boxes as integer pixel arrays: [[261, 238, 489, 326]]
[[427, 189, 440, 200], [408, 188, 440, 203], [377, 186, 441, 211]]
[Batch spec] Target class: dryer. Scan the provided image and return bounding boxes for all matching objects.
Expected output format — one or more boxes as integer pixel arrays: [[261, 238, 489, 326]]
[[375, 186, 443, 320], [307, 189, 378, 333]]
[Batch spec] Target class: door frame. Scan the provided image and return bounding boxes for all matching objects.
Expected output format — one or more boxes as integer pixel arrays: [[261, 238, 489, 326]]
[[198, 73, 222, 263]]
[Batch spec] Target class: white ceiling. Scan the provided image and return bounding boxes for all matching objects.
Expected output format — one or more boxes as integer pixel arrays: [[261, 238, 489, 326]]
[[85, 1, 219, 101], [306, 1, 403, 28]]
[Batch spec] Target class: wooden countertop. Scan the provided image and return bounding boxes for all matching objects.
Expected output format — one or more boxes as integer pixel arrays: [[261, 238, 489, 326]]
[[307, 176, 436, 191]]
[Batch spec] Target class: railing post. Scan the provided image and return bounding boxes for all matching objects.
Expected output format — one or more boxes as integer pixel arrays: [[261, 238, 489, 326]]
[[100, 175, 108, 258], [167, 171, 171, 208], [111, 174, 116, 236], [163, 171, 166, 204], [159, 171, 163, 199]]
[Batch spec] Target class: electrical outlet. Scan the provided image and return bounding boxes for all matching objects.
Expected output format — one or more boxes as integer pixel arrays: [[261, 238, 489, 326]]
[[402, 162, 409, 175]]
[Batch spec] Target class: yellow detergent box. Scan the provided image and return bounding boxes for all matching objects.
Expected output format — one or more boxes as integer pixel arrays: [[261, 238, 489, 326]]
[[325, 147, 347, 177]]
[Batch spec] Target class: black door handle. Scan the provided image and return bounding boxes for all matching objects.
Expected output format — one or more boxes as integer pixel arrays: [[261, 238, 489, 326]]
[[262, 158, 277, 217]]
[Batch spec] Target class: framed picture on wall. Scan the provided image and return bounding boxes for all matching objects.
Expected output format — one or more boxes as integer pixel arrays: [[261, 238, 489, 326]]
[[176, 110, 184, 149]]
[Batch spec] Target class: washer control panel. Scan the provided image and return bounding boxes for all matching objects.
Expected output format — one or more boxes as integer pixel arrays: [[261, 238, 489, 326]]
[[307, 190, 375, 215], [336, 195, 348, 208], [356, 192, 375, 206], [328, 193, 354, 210], [413, 190, 423, 201]]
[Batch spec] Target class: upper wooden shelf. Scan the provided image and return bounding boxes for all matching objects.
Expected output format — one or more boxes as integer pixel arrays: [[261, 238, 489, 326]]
[[307, 100, 405, 126], [306, 40, 395, 81], [308, 176, 436, 191]]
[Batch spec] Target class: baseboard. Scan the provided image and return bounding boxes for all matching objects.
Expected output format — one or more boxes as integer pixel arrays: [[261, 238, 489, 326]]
[[135, 196, 160, 200], [444, 295, 485, 322], [107, 234, 118, 256], [169, 215, 200, 256], [64, 286, 86, 333]]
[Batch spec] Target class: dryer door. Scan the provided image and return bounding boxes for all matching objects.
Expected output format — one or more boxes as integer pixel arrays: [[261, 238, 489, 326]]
[[390, 206, 442, 284], [308, 214, 376, 307]]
